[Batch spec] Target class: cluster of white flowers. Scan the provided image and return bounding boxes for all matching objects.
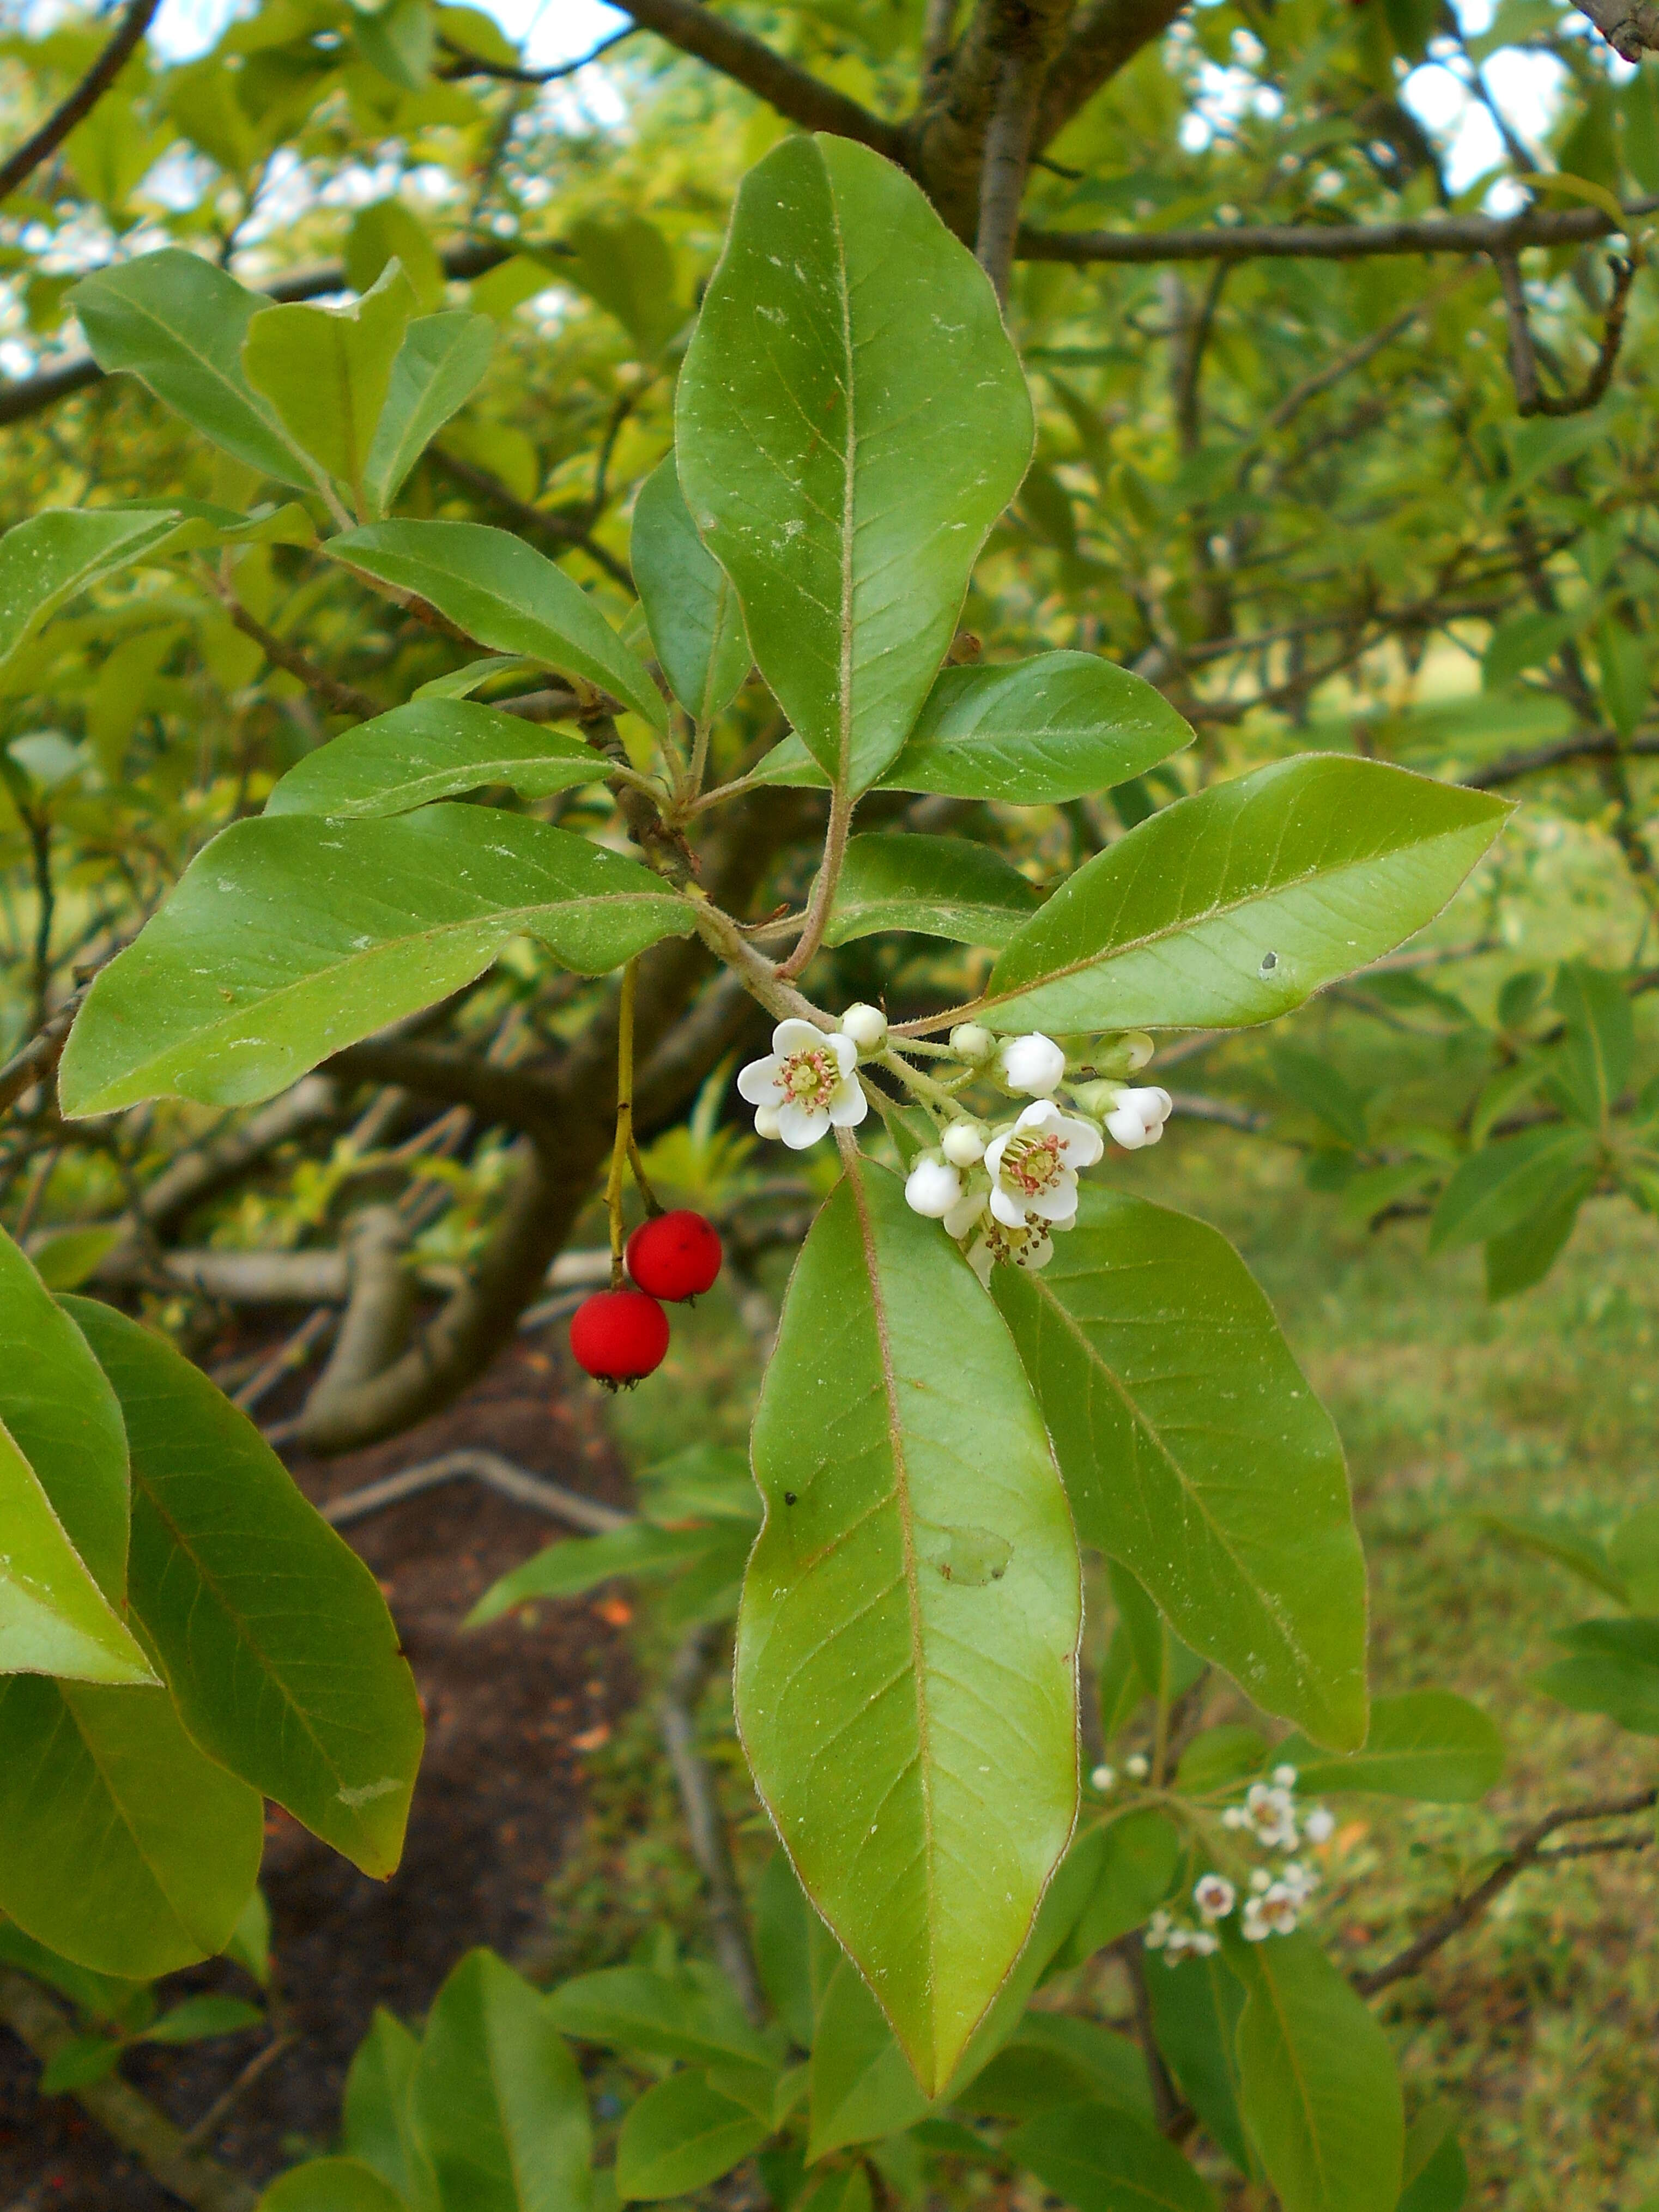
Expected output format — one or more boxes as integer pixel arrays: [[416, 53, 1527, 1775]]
[[1114, 1762, 1337, 1966], [736, 1010, 1174, 1278]]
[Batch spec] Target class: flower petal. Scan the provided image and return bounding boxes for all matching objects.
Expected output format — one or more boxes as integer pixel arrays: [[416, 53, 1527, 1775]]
[[826, 1080, 868, 1128], [772, 1019, 823, 1057], [827, 1032, 859, 1078], [990, 1186, 1027, 1228], [737, 1056, 782, 1105], [944, 1190, 988, 1239], [1056, 1115, 1104, 1167], [777, 1102, 830, 1148]]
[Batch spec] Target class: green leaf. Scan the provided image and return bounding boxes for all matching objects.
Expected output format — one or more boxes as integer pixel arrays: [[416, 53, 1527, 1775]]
[[677, 136, 1033, 792], [565, 212, 685, 357], [753, 1852, 814, 2053], [615, 2070, 773, 2201], [1535, 1617, 1659, 1734], [328, 520, 667, 730], [1481, 609, 1578, 690], [962, 2015, 1151, 2122], [467, 1523, 724, 1628], [1145, 1949, 1251, 2175], [244, 262, 419, 504], [631, 457, 750, 725], [1175, 1725, 1269, 1796], [70, 251, 310, 486], [1551, 961, 1633, 1126], [0, 509, 183, 684], [1050, 1810, 1182, 1969], [806, 1949, 930, 2160], [28, 1225, 123, 1291], [354, 0, 435, 88], [1397, 2106, 1468, 2212], [143, 1993, 264, 2044], [1610, 1506, 1659, 1611], [40, 2035, 125, 2094], [0, 1227, 131, 1603], [1468, 1510, 1626, 1602], [1483, 1177, 1591, 1301], [345, 2009, 439, 2212], [823, 834, 1042, 949], [1107, 1562, 1206, 1715], [1270, 1047, 1369, 1150], [411, 1950, 591, 2212], [992, 1188, 1366, 1749], [0, 1675, 262, 1977], [1008, 2101, 1214, 2212], [365, 311, 496, 516], [226, 1886, 273, 1988], [59, 807, 691, 1116], [737, 1156, 1080, 2096], [0, 1918, 146, 2022], [347, 198, 446, 309], [1428, 1126, 1597, 1253], [545, 1962, 774, 2069], [1228, 1929, 1403, 2212], [264, 699, 603, 819], [981, 758, 1507, 1037], [1273, 1690, 1503, 1802], [259, 2159, 409, 2212], [749, 653, 1193, 804], [64, 1298, 424, 1877], [0, 1422, 148, 1687]]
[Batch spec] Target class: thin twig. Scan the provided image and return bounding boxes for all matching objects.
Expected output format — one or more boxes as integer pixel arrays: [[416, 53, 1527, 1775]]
[[437, 24, 637, 82], [217, 594, 380, 720], [317, 1448, 628, 1534], [662, 1623, 768, 2026], [1354, 1786, 1658, 1997], [180, 2036, 293, 2153], [1493, 250, 1637, 417], [0, 0, 161, 204]]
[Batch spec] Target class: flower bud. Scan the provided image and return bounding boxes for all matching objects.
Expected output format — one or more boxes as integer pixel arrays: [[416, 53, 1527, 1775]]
[[1303, 1805, 1335, 1844], [997, 1032, 1066, 1097], [1123, 1752, 1149, 1780], [941, 1119, 987, 1168], [1106, 1106, 1150, 1150], [949, 1022, 994, 1064], [904, 1155, 962, 1219], [840, 1002, 888, 1053], [1089, 1763, 1116, 1792]]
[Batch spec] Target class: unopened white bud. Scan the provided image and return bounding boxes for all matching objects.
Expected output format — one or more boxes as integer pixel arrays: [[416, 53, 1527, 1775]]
[[1106, 1107, 1149, 1150], [949, 1022, 995, 1063], [754, 1105, 782, 1141], [1124, 1753, 1149, 1780], [1089, 1763, 1116, 1792], [1121, 1032, 1155, 1071], [840, 1002, 888, 1052], [1272, 1763, 1298, 1789], [941, 1119, 987, 1167], [904, 1156, 962, 1219], [1303, 1806, 1335, 1844], [997, 1032, 1067, 1096]]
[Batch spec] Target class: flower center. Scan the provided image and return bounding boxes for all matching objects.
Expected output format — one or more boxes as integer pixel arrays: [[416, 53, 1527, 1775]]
[[779, 1047, 836, 1111], [1000, 1132, 1063, 1196]]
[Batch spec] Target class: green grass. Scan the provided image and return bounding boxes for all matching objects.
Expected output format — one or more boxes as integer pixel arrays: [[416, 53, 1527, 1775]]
[[585, 1123, 1658, 2208]]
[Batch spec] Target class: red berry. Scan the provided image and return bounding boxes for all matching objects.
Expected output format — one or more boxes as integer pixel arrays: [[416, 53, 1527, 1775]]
[[569, 1289, 669, 1389], [626, 1210, 723, 1302]]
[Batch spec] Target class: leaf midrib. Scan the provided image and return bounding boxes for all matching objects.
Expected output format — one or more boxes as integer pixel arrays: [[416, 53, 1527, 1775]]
[[985, 812, 1486, 1014]]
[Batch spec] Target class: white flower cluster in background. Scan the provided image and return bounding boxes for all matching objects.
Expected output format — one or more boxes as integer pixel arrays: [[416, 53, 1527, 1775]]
[[1136, 1765, 1337, 1965]]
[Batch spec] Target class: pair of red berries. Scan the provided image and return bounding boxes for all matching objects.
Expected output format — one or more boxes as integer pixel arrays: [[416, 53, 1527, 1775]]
[[568, 1210, 723, 1389]]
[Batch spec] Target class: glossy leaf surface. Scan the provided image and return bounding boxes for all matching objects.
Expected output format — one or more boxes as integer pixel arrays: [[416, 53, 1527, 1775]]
[[753, 653, 1192, 803], [993, 1189, 1367, 1748], [411, 1949, 591, 2212], [983, 759, 1507, 1034], [1008, 2102, 1214, 2212], [1229, 1929, 1403, 2212], [60, 808, 690, 1115], [329, 520, 667, 730], [243, 263, 417, 503], [467, 1522, 727, 1628], [1274, 1690, 1503, 1800], [344, 2008, 439, 2212], [365, 311, 497, 514], [824, 834, 1041, 949], [615, 2071, 772, 2201], [0, 1227, 129, 1599], [68, 1298, 423, 1876], [677, 136, 1032, 791], [0, 1676, 262, 1977], [1145, 1951, 1251, 2175], [737, 1156, 1080, 2095], [0, 509, 181, 683], [71, 251, 309, 485], [545, 1962, 773, 2068], [631, 456, 750, 725], [264, 699, 602, 819], [0, 1415, 152, 1684], [258, 2159, 408, 2212]]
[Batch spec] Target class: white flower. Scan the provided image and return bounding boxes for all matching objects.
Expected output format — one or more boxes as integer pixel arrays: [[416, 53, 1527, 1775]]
[[1188, 1929, 1220, 1958], [840, 1002, 888, 1052], [1256, 1884, 1300, 1936], [1105, 1085, 1174, 1152], [966, 1215, 1052, 1284], [949, 1022, 995, 1064], [1194, 1874, 1236, 1923], [737, 1020, 868, 1149], [1144, 1910, 1173, 1951], [984, 1101, 1103, 1229], [945, 1184, 989, 1240], [996, 1032, 1067, 1096], [941, 1119, 987, 1168], [1272, 1763, 1299, 1789], [1279, 1860, 1319, 1903], [1240, 1898, 1271, 1942], [1249, 1869, 1272, 1894], [905, 1156, 962, 1219], [1303, 1805, 1335, 1845], [1089, 1764, 1116, 1792], [1124, 1753, 1149, 1780], [1245, 1782, 1298, 1851]]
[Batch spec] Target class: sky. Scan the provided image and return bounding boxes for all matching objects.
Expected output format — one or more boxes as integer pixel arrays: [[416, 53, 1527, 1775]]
[[148, 0, 628, 67]]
